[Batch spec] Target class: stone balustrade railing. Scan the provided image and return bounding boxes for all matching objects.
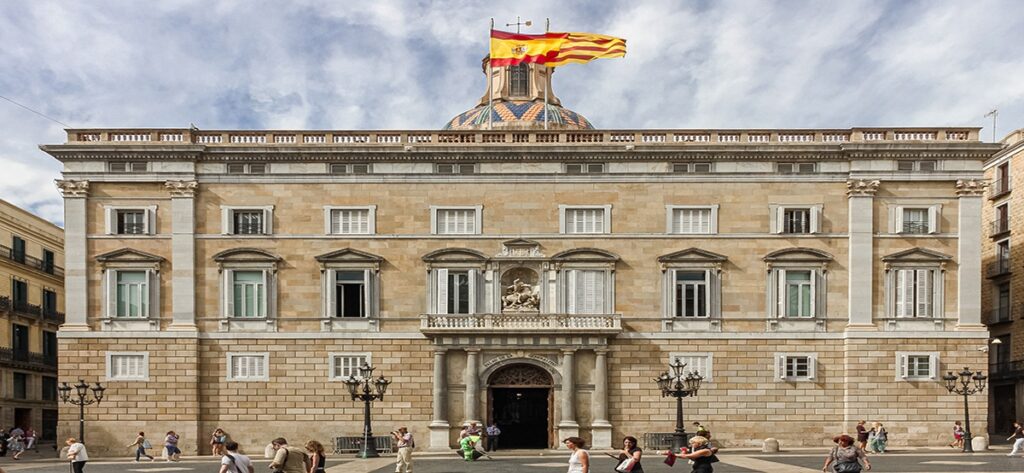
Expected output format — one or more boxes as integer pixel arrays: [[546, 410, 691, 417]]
[[420, 313, 622, 333], [64, 127, 980, 146]]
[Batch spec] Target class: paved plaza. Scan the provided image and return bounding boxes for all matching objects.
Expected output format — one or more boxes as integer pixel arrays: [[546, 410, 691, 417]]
[[3, 451, 1024, 473]]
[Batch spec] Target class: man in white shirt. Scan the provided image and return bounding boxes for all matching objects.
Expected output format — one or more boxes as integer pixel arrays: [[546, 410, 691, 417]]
[[66, 437, 89, 473], [220, 441, 254, 473]]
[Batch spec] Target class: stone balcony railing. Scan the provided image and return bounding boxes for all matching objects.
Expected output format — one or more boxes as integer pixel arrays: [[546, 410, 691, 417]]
[[420, 312, 622, 335], [63, 127, 980, 147]]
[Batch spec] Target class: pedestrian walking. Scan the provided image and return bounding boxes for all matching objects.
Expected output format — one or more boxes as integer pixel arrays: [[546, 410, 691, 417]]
[[304, 440, 326, 473], [674, 436, 719, 473], [24, 428, 36, 451], [485, 423, 501, 452], [128, 431, 155, 462], [855, 421, 868, 451], [1008, 421, 1024, 456], [220, 441, 253, 473], [66, 437, 89, 473], [949, 421, 964, 449], [211, 428, 229, 456], [164, 431, 181, 461], [822, 434, 871, 472], [7, 431, 24, 460], [614, 436, 644, 473], [564, 437, 589, 473], [868, 422, 887, 454], [269, 437, 310, 473], [391, 426, 414, 473]]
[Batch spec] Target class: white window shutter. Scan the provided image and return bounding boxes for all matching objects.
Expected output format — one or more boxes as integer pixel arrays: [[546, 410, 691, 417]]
[[324, 208, 333, 234], [895, 270, 907, 317], [147, 206, 156, 235], [916, 269, 931, 317], [144, 269, 153, 318], [363, 270, 372, 317], [927, 206, 938, 233], [593, 270, 606, 313], [325, 269, 337, 317], [810, 206, 821, 233], [898, 354, 908, 379], [466, 269, 477, 314], [223, 270, 234, 317], [809, 270, 818, 317], [808, 356, 817, 380], [774, 207, 784, 234], [774, 355, 785, 380], [895, 207, 904, 233], [566, 270, 578, 313], [776, 269, 786, 317], [261, 270, 270, 317], [106, 269, 117, 317], [221, 208, 231, 235], [263, 208, 273, 234], [105, 207, 115, 235], [928, 355, 938, 380], [436, 269, 448, 314]]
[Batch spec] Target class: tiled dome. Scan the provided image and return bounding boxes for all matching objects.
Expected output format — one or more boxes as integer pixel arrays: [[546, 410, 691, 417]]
[[444, 100, 594, 131]]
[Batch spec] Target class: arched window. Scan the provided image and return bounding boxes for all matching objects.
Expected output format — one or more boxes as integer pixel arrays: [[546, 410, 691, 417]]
[[508, 63, 529, 97]]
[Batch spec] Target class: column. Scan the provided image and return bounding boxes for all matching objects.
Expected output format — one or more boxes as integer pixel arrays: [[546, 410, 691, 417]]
[[591, 348, 612, 449], [428, 349, 451, 450], [846, 179, 879, 329], [956, 180, 985, 327], [56, 180, 89, 330], [166, 181, 198, 330], [557, 348, 579, 447], [463, 348, 481, 425]]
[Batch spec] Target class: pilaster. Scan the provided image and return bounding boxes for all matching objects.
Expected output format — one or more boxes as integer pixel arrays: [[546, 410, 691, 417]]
[[56, 180, 89, 331], [591, 348, 612, 449], [429, 349, 451, 450], [846, 179, 879, 329], [956, 179, 986, 329], [166, 180, 198, 331], [557, 348, 578, 447], [463, 348, 481, 425]]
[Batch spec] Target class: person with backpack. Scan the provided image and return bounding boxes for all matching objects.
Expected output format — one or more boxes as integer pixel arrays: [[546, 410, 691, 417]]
[[128, 431, 154, 462], [269, 438, 310, 473], [219, 441, 254, 473], [822, 434, 871, 472]]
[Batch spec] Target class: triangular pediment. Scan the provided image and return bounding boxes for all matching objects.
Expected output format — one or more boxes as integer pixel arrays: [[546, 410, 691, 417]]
[[422, 247, 489, 263], [212, 247, 281, 263], [503, 238, 540, 247], [96, 248, 165, 263], [315, 248, 384, 263], [657, 247, 728, 263], [551, 248, 620, 262], [881, 247, 953, 262], [763, 247, 833, 262]]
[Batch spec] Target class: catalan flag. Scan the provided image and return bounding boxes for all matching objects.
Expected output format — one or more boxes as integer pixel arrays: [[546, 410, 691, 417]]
[[489, 30, 626, 68]]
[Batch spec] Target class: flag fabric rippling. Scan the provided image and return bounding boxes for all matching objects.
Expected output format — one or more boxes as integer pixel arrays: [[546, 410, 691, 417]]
[[489, 29, 626, 68]]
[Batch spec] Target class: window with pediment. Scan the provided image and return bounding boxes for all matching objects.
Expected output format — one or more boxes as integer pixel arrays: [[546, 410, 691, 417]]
[[658, 248, 727, 320], [763, 248, 832, 319], [316, 248, 383, 319], [423, 248, 489, 314], [96, 249, 164, 322], [552, 248, 618, 314], [882, 248, 949, 319], [213, 248, 281, 322]]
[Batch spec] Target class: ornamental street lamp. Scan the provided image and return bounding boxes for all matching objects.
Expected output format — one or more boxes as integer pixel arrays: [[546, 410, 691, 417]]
[[57, 379, 105, 443], [942, 367, 987, 453], [343, 363, 392, 458], [654, 358, 704, 452]]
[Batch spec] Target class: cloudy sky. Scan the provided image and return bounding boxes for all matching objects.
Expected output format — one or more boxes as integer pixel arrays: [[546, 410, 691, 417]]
[[2, 0, 1022, 226]]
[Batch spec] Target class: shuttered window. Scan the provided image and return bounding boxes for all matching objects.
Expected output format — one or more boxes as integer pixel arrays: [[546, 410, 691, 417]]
[[895, 269, 933, 317], [565, 208, 606, 234], [331, 209, 371, 234], [672, 208, 712, 234], [107, 353, 148, 381], [330, 353, 370, 380], [669, 353, 713, 382], [233, 210, 264, 235], [227, 354, 268, 381], [566, 269, 606, 314], [436, 209, 477, 234]]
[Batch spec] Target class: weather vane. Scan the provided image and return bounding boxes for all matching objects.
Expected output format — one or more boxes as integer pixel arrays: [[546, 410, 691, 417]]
[[506, 16, 532, 33]]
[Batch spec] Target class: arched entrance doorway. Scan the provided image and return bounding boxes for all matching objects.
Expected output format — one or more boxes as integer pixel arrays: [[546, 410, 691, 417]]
[[487, 363, 553, 449]]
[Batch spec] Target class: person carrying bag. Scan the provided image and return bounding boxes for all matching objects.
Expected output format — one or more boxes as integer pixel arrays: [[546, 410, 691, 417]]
[[823, 435, 870, 473]]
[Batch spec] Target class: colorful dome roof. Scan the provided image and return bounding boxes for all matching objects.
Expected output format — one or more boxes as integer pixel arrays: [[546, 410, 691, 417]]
[[444, 100, 594, 131]]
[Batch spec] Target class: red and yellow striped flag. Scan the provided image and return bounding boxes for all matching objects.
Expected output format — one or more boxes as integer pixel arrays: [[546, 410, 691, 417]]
[[489, 30, 626, 68]]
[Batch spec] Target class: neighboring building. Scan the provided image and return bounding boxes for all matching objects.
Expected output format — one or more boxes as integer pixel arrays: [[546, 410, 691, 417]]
[[983, 128, 1024, 435], [42, 61, 1001, 456], [0, 198, 64, 443]]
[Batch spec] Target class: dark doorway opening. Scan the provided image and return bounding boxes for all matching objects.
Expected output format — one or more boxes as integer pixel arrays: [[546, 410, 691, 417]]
[[992, 384, 1016, 434], [42, 409, 58, 442], [14, 408, 31, 430], [491, 387, 549, 449]]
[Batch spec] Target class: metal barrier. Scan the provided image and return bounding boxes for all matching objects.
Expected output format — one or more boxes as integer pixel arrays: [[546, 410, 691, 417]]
[[333, 435, 394, 454], [643, 432, 695, 450]]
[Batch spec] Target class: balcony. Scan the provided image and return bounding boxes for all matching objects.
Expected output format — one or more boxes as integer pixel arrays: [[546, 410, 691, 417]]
[[987, 259, 1012, 278], [0, 347, 57, 373], [0, 245, 64, 278], [990, 360, 1024, 380], [991, 217, 1011, 237], [990, 179, 1012, 199], [989, 305, 1012, 324], [0, 296, 65, 324], [420, 313, 622, 335]]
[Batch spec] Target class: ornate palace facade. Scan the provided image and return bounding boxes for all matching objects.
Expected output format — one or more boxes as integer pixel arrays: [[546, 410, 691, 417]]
[[44, 62, 1001, 455]]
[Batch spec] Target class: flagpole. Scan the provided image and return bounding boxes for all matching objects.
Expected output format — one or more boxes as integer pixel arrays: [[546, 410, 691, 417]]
[[488, 18, 494, 131], [544, 18, 549, 130]]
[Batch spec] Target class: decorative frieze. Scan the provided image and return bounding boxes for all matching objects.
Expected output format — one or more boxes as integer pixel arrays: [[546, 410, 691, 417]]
[[165, 180, 198, 197], [55, 179, 89, 197], [846, 179, 880, 197], [955, 179, 987, 197]]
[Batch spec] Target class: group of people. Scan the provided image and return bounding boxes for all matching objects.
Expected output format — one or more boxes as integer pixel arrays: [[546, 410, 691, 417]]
[[819, 420, 890, 472], [0, 426, 36, 460], [854, 421, 888, 454], [563, 433, 720, 473], [454, 422, 500, 461]]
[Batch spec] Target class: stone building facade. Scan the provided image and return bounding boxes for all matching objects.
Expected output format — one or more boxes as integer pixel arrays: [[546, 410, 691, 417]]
[[983, 128, 1024, 434], [43, 62, 1000, 455], [0, 198, 64, 442]]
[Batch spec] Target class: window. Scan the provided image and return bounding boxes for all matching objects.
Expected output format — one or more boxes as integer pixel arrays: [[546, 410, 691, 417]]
[[995, 282, 1012, 322], [109, 161, 148, 173], [894, 269, 936, 317], [565, 163, 606, 174], [42, 376, 57, 401], [231, 271, 266, 318], [41, 249, 54, 274], [330, 353, 370, 380], [897, 160, 938, 172], [432, 206, 481, 235], [330, 163, 371, 174], [771, 205, 821, 234], [221, 206, 273, 235], [667, 206, 717, 234], [509, 63, 529, 96], [892, 205, 940, 234], [334, 271, 367, 317], [106, 352, 149, 381], [227, 353, 269, 381], [104, 207, 155, 235], [436, 163, 477, 175], [769, 265, 824, 319], [11, 236, 25, 263], [117, 210, 146, 234], [775, 354, 816, 381], [674, 271, 708, 318], [42, 289, 57, 315], [561, 205, 611, 234], [42, 331, 57, 363], [431, 268, 479, 314], [326, 207, 374, 235], [993, 162, 1011, 196], [565, 269, 607, 314], [11, 279, 27, 305], [777, 162, 817, 174], [11, 324, 28, 359], [13, 373, 27, 399], [783, 270, 814, 317], [668, 353, 713, 382], [115, 270, 149, 318], [447, 271, 471, 314], [672, 163, 712, 173], [896, 352, 938, 380], [226, 163, 267, 174], [994, 204, 1009, 235]]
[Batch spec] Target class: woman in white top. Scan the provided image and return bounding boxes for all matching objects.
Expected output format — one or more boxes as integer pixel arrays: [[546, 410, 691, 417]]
[[564, 437, 589, 473]]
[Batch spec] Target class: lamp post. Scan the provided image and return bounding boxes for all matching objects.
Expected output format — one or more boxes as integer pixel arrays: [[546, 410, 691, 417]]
[[654, 358, 704, 452], [343, 363, 392, 458], [57, 379, 105, 443], [942, 367, 987, 453]]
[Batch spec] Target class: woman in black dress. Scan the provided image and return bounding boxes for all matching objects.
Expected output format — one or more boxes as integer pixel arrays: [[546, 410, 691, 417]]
[[304, 440, 326, 473], [617, 436, 644, 473], [676, 436, 718, 473]]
